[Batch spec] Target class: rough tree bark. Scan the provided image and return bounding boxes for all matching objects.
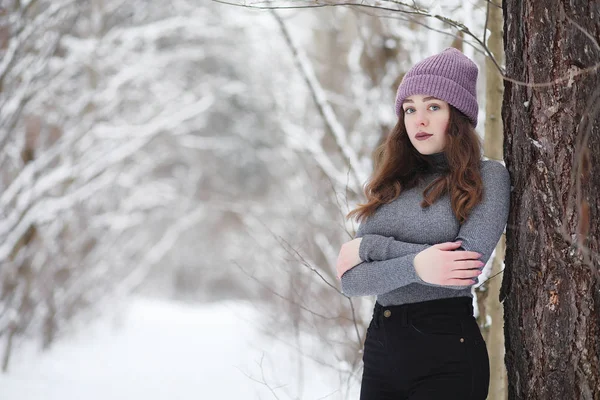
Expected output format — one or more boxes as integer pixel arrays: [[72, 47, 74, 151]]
[[501, 1, 600, 399]]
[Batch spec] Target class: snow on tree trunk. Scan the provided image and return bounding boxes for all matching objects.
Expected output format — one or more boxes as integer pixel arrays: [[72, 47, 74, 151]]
[[501, 1, 600, 398]]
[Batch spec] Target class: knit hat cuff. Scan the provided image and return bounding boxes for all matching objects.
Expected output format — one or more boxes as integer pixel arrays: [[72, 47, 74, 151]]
[[395, 74, 479, 127]]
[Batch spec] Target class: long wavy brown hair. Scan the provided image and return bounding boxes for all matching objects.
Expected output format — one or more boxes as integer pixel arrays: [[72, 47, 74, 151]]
[[347, 105, 484, 225]]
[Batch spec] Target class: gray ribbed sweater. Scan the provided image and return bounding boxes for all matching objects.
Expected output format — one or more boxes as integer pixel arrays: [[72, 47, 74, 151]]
[[340, 152, 511, 306]]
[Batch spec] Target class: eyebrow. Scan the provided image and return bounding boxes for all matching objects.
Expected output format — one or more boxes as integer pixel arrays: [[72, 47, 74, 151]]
[[402, 96, 439, 104]]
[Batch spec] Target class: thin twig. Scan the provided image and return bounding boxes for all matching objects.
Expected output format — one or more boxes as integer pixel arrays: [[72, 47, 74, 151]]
[[215, 0, 600, 90], [235, 353, 287, 400], [566, 16, 600, 51], [234, 261, 354, 322], [477, 267, 505, 289], [483, 0, 490, 48]]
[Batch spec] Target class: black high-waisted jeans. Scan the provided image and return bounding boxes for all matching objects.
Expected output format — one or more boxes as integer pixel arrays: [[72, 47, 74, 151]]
[[360, 296, 489, 400]]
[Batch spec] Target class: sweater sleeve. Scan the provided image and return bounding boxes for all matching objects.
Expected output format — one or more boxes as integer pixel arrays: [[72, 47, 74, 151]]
[[355, 220, 430, 262], [340, 251, 427, 296], [449, 160, 511, 287]]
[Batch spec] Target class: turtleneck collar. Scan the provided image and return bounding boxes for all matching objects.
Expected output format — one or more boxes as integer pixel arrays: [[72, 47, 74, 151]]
[[422, 151, 449, 173]]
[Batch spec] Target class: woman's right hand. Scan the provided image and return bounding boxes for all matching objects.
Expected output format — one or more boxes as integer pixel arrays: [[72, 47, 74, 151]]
[[413, 241, 484, 286]]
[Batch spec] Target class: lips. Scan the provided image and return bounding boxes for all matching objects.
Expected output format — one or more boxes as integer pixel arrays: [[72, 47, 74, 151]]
[[415, 132, 433, 140]]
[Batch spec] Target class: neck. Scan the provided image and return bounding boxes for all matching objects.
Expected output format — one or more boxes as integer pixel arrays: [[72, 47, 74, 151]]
[[423, 151, 449, 173]]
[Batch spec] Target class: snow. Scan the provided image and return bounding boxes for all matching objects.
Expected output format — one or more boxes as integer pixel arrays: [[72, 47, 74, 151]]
[[0, 296, 359, 400]]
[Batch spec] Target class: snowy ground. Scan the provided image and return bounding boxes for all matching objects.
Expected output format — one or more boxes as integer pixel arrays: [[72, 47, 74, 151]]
[[0, 297, 360, 400]]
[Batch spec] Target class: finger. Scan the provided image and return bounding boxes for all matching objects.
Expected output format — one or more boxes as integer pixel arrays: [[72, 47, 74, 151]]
[[451, 250, 483, 260], [434, 241, 463, 250], [451, 269, 482, 279], [451, 260, 484, 270], [446, 278, 476, 286]]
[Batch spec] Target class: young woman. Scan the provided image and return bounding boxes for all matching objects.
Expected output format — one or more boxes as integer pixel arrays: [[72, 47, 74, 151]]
[[336, 48, 511, 399]]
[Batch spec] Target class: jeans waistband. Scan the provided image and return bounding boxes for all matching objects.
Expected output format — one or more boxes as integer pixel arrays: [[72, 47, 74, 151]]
[[372, 297, 473, 328]]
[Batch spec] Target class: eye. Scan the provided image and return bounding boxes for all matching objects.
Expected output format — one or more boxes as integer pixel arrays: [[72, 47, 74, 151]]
[[428, 104, 441, 111], [403, 107, 415, 114]]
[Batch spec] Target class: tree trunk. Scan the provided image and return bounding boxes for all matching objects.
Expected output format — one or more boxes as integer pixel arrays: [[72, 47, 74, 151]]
[[501, 1, 600, 399], [483, 1, 508, 399]]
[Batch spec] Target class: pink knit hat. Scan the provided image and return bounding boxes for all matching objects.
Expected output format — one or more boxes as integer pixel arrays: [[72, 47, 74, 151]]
[[395, 48, 479, 127]]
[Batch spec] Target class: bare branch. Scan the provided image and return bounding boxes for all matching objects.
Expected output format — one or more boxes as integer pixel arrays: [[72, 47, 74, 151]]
[[235, 353, 287, 400], [234, 261, 354, 322], [271, 10, 366, 192], [217, 0, 600, 90]]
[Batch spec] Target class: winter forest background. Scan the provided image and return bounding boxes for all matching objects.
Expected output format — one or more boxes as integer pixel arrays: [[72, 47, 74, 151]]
[[1, 0, 599, 399]]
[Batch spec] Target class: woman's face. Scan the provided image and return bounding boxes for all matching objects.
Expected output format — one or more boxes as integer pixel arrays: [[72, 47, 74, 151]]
[[402, 94, 450, 155]]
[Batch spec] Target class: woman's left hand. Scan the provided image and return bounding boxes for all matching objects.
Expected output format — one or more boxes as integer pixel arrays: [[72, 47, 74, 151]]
[[336, 238, 363, 279]]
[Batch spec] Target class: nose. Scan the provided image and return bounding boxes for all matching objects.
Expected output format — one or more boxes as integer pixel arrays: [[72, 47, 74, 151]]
[[416, 111, 429, 127]]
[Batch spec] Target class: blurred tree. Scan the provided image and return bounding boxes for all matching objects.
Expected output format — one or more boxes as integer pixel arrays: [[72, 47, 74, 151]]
[[481, 1, 508, 399], [0, 0, 226, 370]]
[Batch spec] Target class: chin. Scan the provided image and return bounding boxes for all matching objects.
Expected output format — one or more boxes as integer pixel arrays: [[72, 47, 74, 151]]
[[415, 147, 443, 155]]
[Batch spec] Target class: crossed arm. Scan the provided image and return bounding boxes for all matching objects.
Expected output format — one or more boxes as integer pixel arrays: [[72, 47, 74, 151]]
[[356, 224, 430, 262], [340, 161, 511, 296]]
